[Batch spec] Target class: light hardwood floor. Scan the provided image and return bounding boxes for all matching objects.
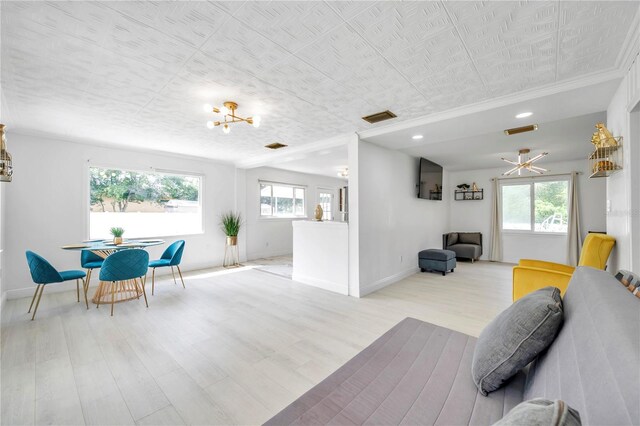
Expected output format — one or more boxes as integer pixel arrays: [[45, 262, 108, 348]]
[[1, 260, 513, 425]]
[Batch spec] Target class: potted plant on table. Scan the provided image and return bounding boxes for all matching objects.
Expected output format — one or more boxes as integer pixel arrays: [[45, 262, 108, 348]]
[[110, 227, 125, 245], [220, 211, 241, 246]]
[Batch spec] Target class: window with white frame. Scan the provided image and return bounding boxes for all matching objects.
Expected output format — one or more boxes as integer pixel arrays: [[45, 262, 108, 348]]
[[89, 166, 203, 238], [318, 189, 333, 221], [260, 182, 306, 218], [501, 178, 569, 233]]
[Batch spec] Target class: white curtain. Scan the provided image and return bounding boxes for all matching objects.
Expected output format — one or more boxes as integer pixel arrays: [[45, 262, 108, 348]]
[[566, 172, 582, 266], [490, 178, 503, 261]]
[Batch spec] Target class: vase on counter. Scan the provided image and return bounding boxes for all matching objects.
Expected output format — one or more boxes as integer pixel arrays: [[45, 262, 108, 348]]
[[315, 204, 323, 221]]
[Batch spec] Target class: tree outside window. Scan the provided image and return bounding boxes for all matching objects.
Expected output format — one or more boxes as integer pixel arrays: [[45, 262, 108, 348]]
[[501, 179, 569, 233], [89, 167, 202, 238]]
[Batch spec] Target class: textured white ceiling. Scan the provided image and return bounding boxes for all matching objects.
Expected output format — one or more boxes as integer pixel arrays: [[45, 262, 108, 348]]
[[402, 111, 606, 171], [263, 143, 348, 178], [1, 1, 638, 163]]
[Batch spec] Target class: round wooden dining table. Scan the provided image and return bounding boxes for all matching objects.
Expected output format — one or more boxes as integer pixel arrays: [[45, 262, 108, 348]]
[[61, 239, 165, 304]]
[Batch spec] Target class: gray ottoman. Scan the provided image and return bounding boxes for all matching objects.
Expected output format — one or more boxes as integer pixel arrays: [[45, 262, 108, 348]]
[[419, 249, 456, 276]]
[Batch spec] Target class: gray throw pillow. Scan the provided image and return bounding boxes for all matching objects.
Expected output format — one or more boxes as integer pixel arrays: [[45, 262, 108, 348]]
[[459, 232, 481, 245], [447, 233, 459, 246], [472, 287, 563, 395], [493, 398, 581, 426]]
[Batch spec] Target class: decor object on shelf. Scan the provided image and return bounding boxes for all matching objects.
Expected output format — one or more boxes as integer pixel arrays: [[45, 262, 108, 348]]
[[314, 204, 323, 221], [591, 123, 618, 148], [588, 124, 622, 178], [456, 183, 470, 190], [455, 188, 483, 201], [0, 124, 13, 182], [203, 101, 261, 134], [220, 211, 241, 267], [110, 227, 125, 245], [501, 148, 548, 176], [512, 233, 615, 301], [418, 248, 456, 276], [443, 232, 482, 262], [472, 182, 479, 191]]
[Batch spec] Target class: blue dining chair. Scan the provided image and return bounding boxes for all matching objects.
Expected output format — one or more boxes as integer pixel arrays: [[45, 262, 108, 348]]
[[149, 240, 185, 295], [25, 251, 88, 320], [81, 249, 104, 288], [98, 249, 149, 316]]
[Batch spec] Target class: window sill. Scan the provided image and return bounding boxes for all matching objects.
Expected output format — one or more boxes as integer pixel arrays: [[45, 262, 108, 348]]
[[89, 231, 205, 240], [259, 216, 309, 221], [502, 231, 568, 236]]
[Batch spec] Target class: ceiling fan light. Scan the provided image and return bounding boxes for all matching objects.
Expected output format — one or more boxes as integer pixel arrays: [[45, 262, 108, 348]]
[[223, 123, 231, 134]]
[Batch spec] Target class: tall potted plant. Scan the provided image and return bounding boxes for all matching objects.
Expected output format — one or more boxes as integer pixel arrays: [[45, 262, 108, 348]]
[[220, 211, 241, 246]]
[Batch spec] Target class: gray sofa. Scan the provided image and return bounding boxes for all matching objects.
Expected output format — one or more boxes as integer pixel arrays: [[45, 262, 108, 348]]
[[267, 267, 638, 425], [443, 232, 482, 262]]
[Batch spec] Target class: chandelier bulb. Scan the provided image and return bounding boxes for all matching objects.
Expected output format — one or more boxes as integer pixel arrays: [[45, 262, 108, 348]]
[[206, 121, 215, 129], [203, 103, 213, 113], [252, 115, 261, 128], [223, 124, 231, 134], [220, 106, 230, 116]]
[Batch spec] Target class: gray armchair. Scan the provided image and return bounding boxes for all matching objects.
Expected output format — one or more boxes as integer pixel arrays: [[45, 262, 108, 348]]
[[443, 232, 482, 262]]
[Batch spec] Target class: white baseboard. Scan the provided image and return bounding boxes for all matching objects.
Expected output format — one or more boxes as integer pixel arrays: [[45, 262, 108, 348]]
[[291, 273, 349, 296], [246, 250, 292, 261], [359, 266, 420, 297]]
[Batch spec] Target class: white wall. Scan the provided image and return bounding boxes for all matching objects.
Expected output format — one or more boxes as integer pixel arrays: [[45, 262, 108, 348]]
[[449, 159, 606, 264], [4, 133, 243, 299], [606, 53, 640, 272], [244, 166, 347, 260], [356, 140, 449, 296]]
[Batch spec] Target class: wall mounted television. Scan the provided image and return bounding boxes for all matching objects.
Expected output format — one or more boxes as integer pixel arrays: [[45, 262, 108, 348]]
[[418, 158, 443, 200]]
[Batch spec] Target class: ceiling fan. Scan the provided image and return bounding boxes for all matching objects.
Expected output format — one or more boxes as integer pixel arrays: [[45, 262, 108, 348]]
[[501, 148, 548, 176]]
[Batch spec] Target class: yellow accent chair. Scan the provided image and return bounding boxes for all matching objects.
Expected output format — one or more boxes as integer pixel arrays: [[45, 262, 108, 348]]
[[512, 233, 616, 301]]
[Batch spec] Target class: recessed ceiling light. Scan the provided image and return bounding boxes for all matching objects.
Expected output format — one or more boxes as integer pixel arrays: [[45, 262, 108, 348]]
[[412, 135, 424, 140], [515, 112, 533, 119]]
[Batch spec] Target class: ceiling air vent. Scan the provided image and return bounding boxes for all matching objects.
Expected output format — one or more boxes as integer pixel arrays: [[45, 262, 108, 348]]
[[362, 110, 397, 124], [504, 124, 538, 136], [265, 142, 288, 150]]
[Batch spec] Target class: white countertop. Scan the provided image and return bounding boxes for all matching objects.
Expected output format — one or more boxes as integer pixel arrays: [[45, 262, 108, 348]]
[[292, 220, 348, 227]]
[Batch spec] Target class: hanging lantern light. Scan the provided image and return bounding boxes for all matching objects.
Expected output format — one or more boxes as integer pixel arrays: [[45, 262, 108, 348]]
[[0, 124, 13, 182]]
